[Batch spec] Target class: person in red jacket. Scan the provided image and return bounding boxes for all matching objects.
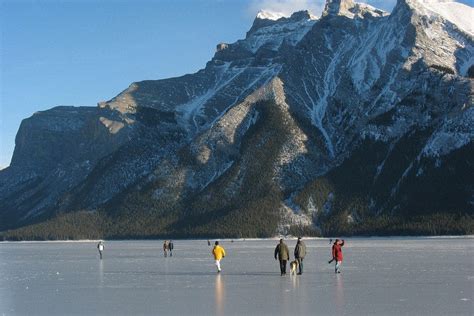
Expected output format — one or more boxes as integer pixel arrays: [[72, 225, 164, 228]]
[[330, 239, 345, 273]]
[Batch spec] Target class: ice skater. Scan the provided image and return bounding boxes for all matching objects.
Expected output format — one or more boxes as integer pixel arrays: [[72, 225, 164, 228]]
[[329, 239, 345, 273], [163, 240, 169, 257], [207, 240, 211, 246], [212, 241, 226, 273], [294, 237, 306, 275], [97, 241, 104, 260], [168, 240, 174, 257], [274, 239, 289, 276]]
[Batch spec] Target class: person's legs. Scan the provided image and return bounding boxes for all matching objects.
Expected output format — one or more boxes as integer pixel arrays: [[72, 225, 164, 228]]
[[335, 261, 342, 273], [279, 260, 284, 275], [297, 258, 303, 274], [99, 251, 102, 260], [170, 250, 172, 257], [215, 259, 221, 272], [282, 260, 287, 274]]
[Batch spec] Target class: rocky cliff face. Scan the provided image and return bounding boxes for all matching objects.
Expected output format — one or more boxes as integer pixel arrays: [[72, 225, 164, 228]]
[[0, 106, 135, 227], [1, 0, 473, 237]]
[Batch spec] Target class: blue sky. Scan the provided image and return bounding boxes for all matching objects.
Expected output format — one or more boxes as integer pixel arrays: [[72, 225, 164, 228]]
[[0, 0, 470, 168]]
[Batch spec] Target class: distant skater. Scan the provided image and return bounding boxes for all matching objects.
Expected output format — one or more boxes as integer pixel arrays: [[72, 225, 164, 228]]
[[330, 239, 345, 273], [212, 241, 226, 273], [294, 237, 306, 275], [274, 239, 289, 276], [169, 240, 174, 257], [208, 240, 211, 246], [163, 240, 169, 257], [97, 241, 104, 260]]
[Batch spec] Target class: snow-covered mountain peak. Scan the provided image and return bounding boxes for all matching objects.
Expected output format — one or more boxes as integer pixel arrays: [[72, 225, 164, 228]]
[[250, 10, 316, 33], [288, 10, 318, 21], [256, 9, 317, 21], [322, 0, 355, 16], [414, 0, 474, 36], [395, 0, 473, 78], [243, 10, 317, 53], [322, 0, 388, 18], [418, 0, 459, 3], [256, 10, 286, 21]]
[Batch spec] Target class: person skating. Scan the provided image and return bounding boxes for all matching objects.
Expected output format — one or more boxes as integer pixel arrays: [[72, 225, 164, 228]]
[[97, 241, 104, 260], [330, 239, 345, 273], [163, 240, 169, 258], [274, 239, 289, 276], [169, 240, 174, 257], [212, 241, 226, 273], [294, 237, 306, 275]]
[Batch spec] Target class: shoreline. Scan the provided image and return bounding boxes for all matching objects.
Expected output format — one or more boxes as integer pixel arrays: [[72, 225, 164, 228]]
[[1, 235, 473, 243]]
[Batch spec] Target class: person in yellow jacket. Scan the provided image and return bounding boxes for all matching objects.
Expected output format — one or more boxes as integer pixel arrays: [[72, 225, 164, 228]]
[[212, 241, 226, 273]]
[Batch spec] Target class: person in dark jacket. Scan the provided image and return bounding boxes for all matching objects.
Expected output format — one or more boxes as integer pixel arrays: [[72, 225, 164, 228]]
[[331, 239, 345, 273], [274, 239, 290, 276], [168, 240, 174, 257], [294, 237, 306, 275]]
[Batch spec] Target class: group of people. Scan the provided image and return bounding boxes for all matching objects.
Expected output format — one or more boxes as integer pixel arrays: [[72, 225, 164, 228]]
[[97, 238, 345, 275], [213, 237, 345, 275], [96, 240, 175, 259], [275, 238, 345, 275], [274, 237, 306, 275]]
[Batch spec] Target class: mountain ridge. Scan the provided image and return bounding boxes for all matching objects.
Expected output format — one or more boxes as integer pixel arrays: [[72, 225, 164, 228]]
[[1, 0, 473, 239]]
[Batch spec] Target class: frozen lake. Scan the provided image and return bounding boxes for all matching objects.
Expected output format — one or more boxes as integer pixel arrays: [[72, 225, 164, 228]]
[[1, 238, 473, 315]]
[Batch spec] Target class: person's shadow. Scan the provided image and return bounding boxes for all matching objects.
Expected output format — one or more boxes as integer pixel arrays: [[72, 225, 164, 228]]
[[335, 274, 344, 312], [215, 274, 225, 316]]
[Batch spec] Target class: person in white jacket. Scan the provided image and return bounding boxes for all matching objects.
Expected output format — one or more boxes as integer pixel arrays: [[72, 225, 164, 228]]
[[97, 241, 105, 260]]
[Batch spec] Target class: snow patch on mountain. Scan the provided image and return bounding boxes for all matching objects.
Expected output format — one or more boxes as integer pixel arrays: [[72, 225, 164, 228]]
[[278, 202, 314, 234], [349, 15, 407, 93], [423, 131, 471, 157], [418, 0, 474, 36], [323, 0, 388, 18], [423, 107, 474, 157], [245, 12, 316, 53], [310, 34, 359, 158], [177, 62, 246, 133]]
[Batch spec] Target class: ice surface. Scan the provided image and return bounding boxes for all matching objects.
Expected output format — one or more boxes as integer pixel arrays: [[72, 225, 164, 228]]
[[1, 238, 473, 315]]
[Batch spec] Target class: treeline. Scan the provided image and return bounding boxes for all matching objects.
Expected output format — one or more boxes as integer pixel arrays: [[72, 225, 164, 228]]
[[1, 210, 472, 241], [0, 211, 108, 241], [321, 212, 474, 237]]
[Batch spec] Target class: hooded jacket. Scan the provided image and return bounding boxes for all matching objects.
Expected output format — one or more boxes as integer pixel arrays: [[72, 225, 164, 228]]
[[294, 241, 306, 259], [274, 241, 289, 260]]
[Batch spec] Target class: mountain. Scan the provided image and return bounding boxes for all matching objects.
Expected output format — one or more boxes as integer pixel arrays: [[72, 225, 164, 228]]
[[1, 0, 473, 240]]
